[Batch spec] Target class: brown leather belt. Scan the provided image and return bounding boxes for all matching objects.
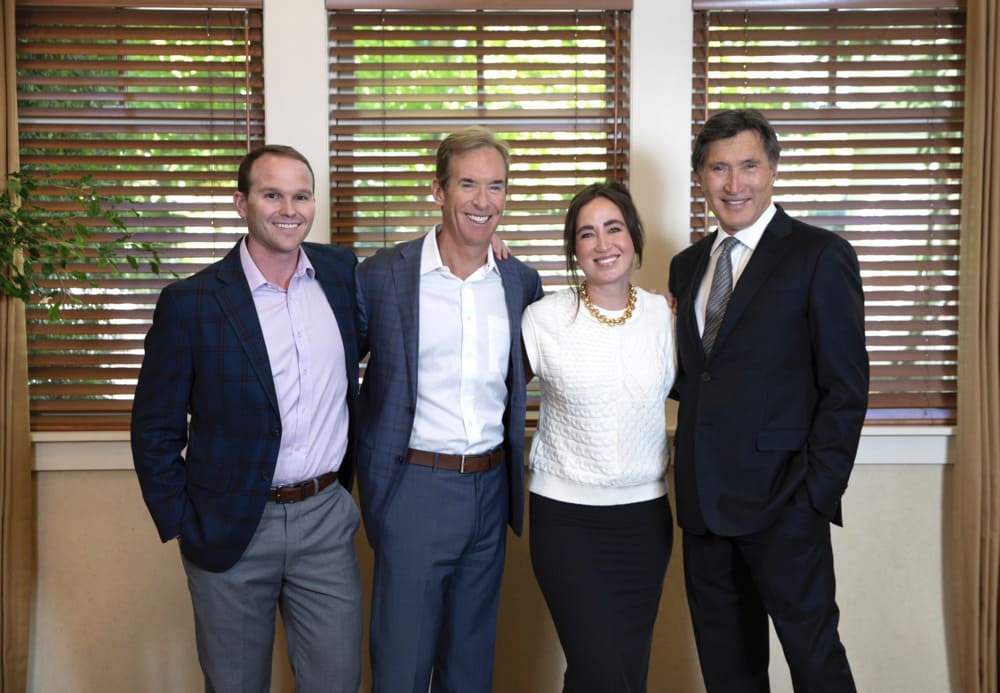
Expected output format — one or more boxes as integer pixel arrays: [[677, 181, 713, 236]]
[[405, 447, 503, 473], [268, 470, 338, 504]]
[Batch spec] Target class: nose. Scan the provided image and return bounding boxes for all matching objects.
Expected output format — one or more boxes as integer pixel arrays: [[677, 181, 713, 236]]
[[722, 169, 739, 193], [278, 197, 296, 216], [473, 185, 490, 207]]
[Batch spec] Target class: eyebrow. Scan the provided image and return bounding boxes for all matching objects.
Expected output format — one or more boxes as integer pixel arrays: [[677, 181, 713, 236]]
[[577, 217, 625, 233], [458, 177, 505, 186], [258, 186, 313, 195]]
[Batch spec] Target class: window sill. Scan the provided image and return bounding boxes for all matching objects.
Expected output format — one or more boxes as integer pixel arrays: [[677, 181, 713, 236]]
[[30, 425, 956, 472]]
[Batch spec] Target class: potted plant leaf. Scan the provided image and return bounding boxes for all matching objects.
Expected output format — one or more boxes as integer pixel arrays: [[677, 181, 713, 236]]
[[1, 168, 160, 320]]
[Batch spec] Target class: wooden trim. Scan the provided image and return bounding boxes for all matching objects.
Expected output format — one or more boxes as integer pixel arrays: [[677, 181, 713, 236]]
[[327, 0, 631, 9], [17, 0, 261, 7], [693, 0, 964, 9]]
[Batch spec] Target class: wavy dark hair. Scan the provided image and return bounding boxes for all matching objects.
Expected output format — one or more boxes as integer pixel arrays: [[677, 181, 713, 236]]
[[563, 180, 645, 282]]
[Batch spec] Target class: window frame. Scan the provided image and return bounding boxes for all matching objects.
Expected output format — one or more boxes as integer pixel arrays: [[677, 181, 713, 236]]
[[15, 2, 265, 431], [691, 2, 965, 424]]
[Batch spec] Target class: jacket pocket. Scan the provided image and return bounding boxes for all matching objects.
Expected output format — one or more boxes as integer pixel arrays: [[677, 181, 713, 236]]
[[756, 429, 808, 451]]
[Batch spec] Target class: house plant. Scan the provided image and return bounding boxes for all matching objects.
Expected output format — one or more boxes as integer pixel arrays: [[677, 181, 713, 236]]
[[0, 168, 160, 320]]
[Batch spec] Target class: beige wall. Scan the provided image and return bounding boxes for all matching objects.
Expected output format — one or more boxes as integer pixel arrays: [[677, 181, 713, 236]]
[[27, 1, 958, 691], [29, 449, 955, 692]]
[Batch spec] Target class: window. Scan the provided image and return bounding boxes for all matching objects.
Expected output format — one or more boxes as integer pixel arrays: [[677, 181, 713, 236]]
[[327, 6, 631, 289], [691, 2, 964, 424], [16, 3, 264, 431]]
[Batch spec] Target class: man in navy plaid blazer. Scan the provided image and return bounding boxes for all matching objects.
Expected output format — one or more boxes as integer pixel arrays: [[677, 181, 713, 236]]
[[132, 145, 363, 693], [355, 127, 543, 693]]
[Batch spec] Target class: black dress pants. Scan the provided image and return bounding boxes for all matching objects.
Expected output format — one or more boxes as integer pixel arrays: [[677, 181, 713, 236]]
[[682, 485, 856, 693]]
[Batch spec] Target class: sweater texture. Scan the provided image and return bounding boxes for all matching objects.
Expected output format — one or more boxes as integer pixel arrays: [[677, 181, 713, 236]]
[[522, 286, 676, 506]]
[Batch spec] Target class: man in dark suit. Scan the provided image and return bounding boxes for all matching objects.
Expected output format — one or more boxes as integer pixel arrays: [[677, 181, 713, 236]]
[[131, 145, 362, 693], [355, 126, 543, 693], [668, 109, 869, 693]]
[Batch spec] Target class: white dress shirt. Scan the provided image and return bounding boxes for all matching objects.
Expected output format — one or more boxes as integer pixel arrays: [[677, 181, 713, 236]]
[[408, 228, 510, 456], [696, 203, 777, 336]]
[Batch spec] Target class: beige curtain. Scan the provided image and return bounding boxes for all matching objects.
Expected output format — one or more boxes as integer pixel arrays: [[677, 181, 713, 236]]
[[954, 0, 1000, 691], [1, 0, 35, 690]]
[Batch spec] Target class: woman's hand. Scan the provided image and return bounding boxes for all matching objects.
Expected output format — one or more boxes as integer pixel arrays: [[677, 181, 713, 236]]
[[491, 234, 511, 260]]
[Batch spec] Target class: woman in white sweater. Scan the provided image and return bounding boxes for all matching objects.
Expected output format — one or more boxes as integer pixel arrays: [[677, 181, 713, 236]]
[[522, 181, 676, 693]]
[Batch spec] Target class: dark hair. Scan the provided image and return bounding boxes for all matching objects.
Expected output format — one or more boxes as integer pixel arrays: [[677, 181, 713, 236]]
[[237, 144, 315, 195], [435, 126, 511, 190], [563, 180, 645, 281], [691, 108, 781, 173]]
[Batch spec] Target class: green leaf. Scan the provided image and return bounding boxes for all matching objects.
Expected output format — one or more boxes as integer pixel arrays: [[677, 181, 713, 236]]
[[1, 168, 162, 321]]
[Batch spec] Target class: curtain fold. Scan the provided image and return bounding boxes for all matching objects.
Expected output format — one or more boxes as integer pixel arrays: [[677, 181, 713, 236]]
[[1, 0, 35, 690], [954, 0, 1000, 691]]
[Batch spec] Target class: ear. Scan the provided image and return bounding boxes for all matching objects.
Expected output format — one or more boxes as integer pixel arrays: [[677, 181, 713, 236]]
[[233, 191, 248, 220], [431, 179, 445, 205]]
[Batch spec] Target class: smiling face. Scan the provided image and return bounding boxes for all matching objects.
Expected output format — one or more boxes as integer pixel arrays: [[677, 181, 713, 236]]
[[696, 128, 777, 235], [233, 152, 315, 265], [432, 145, 507, 252], [574, 195, 636, 292]]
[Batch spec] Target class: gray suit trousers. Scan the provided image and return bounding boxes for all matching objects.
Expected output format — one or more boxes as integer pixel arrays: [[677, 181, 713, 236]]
[[182, 481, 362, 693]]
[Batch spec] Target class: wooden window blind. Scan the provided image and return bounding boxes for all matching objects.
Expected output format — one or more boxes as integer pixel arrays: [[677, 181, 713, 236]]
[[327, 9, 631, 288], [691, 4, 965, 424], [15, 5, 264, 431]]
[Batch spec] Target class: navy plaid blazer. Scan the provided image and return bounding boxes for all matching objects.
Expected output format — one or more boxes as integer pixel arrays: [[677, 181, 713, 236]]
[[131, 240, 360, 572]]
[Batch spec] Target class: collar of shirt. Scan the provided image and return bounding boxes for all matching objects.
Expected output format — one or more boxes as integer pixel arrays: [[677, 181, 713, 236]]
[[419, 225, 499, 279], [239, 237, 314, 291], [711, 202, 777, 254]]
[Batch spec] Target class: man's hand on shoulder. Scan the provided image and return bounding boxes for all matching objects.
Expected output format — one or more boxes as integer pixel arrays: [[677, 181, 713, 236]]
[[646, 287, 679, 316]]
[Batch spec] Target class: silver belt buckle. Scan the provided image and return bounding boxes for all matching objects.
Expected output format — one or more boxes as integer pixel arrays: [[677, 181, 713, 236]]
[[460, 454, 467, 474]]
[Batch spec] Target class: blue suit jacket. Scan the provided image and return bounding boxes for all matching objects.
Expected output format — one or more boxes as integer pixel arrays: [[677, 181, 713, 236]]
[[354, 235, 543, 547], [131, 240, 360, 572], [668, 205, 869, 536]]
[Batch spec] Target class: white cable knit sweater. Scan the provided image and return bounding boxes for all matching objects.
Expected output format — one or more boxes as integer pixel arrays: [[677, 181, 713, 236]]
[[522, 286, 676, 506]]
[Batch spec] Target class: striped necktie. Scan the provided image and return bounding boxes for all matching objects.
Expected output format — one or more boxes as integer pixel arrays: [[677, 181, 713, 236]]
[[702, 236, 739, 356]]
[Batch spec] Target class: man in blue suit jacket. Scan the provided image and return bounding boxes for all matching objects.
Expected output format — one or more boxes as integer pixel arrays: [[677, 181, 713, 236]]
[[132, 145, 363, 693], [668, 110, 869, 693], [355, 126, 543, 693]]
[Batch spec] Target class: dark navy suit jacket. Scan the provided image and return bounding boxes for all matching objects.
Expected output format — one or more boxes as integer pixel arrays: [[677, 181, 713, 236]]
[[131, 240, 360, 572], [354, 235, 543, 547], [668, 205, 869, 536]]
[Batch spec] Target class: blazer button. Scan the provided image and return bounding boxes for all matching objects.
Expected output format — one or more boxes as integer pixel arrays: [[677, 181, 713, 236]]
[[700, 372, 711, 382], [269, 428, 280, 438]]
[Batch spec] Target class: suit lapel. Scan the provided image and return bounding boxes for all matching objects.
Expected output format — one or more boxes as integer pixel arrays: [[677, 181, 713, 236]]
[[392, 240, 422, 393], [306, 246, 358, 368], [497, 260, 520, 341], [711, 209, 794, 354], [685, 238, 714, 357], [214, 242, 280, 416]]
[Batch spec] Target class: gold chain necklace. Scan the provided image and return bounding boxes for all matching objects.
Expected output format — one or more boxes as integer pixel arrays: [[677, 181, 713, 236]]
[[579, 282, 637, 326]]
